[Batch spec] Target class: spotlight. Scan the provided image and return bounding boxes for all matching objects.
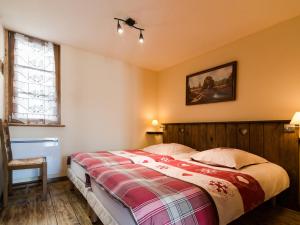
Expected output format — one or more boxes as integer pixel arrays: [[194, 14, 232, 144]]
[[139, 31, 144, 43], [117, 20, 123, 34]]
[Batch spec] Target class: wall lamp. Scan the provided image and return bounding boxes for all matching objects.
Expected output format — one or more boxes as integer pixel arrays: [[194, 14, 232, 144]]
[[114, 17, 145, 43], [290, 112, 300, 137], [146, 119, 163, 135]]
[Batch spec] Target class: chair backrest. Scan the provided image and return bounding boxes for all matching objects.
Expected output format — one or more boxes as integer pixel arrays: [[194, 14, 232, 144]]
[[3, 120, 12, 161], [0, 119, 12, 167]]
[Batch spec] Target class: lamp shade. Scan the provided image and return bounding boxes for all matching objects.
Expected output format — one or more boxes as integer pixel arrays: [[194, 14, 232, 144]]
[[151, 119, 159, 126], [290, 112, 300, 125]]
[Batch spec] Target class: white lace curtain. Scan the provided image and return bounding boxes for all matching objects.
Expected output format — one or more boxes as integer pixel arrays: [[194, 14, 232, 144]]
[[12, 33, 58, 124]]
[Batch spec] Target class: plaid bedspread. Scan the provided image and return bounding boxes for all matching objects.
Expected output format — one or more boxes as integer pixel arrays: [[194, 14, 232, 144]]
[[71, 150, 174, 171], [142, 160, 265, 225], [89, 163, 218, 225]]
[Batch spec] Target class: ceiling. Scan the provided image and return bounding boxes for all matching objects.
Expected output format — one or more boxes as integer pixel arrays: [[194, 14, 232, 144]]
[[0, 0, 300, 71]]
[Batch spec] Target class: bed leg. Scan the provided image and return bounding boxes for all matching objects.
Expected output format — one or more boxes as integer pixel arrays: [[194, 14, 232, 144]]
[[88, 205, 99, 224], [271, 197, 277, 208], [69, 180, 75, 191]]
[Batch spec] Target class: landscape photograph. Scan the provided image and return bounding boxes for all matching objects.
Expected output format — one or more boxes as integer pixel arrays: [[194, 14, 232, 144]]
[[186, 61, 237, 105]]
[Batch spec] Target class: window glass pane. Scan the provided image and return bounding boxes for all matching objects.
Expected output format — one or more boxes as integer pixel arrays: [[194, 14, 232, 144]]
[[11, 33, 58, 125]]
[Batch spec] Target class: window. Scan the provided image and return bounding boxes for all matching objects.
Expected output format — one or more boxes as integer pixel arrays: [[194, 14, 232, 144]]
[[5, 31, 61, 126]]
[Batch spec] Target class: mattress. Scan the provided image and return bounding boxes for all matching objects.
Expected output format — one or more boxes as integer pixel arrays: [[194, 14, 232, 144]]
[[67, 167, 90, 198], [86, 190, 119, 225], [70, 159, 87, 183], [91, 179, 136, 225], [67, 168, 120, 225]]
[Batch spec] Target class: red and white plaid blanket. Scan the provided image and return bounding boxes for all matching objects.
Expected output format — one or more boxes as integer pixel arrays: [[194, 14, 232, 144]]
[[89, 159, 265, 225], [142, 160, 265, 225], [71, 149, 174, 171], [89, 163, 218, 225]]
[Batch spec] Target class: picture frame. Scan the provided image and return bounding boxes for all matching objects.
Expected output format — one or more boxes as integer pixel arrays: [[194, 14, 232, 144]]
[[186, 61, 237, 105]]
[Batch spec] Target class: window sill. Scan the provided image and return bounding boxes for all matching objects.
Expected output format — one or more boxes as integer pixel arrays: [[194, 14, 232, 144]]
[[8, 123, 66, 128]]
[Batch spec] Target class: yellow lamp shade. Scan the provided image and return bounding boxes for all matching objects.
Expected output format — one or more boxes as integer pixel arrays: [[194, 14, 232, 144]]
[[290, 112, 300, 125], [151, 119, 159, 126]]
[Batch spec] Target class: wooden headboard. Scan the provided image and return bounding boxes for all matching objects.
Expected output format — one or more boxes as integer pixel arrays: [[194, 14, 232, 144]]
[[162, 120, 299, 210]]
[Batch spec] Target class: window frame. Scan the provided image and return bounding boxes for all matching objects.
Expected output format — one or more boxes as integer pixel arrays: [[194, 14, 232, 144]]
[[5, 30, 63, 127]]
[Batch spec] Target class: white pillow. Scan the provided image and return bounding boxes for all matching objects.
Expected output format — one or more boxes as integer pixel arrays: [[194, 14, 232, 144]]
[[191, 148, 268, 169], [171, 151, 198, 160], [143, 143, 195, 155]]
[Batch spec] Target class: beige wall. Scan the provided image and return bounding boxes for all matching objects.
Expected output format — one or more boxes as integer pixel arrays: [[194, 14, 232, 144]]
[[10, 45, 158, 176], [2, 15, 300, 180], [158, 16, 300, 123], [0, 21, 4, 196]]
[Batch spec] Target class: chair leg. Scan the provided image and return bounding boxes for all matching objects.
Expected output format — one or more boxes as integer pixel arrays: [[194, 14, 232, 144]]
[[8, 169, 12, 194], [42, 162, 47, 200], [3, 170, 8, 207]]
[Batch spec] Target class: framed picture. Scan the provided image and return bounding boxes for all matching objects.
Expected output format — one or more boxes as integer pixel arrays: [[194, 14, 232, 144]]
[[186, 61, 237, 105]]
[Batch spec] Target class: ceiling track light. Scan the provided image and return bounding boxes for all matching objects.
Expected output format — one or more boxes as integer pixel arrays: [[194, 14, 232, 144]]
[[117, 20, 123, 34], [114, 17, 145, 43], [139, 30, 144, 43]]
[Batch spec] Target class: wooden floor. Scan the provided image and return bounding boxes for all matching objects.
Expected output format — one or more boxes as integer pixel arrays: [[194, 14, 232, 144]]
[[0, 181, 299, 225], [0, 181, 102, 225], [229, 205, 300, 225]]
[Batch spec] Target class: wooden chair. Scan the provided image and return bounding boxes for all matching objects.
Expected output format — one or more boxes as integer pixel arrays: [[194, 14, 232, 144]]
[[0, 119, 47, 207]]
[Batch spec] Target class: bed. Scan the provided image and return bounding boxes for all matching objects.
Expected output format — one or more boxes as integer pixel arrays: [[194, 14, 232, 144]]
[[68, 149, 290, 224], [67, 120, 299, 224], [87, 159, 289, 225]]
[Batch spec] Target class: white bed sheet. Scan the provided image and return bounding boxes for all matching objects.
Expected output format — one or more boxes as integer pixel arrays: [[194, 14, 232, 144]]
[[242, 162, 290, 201]]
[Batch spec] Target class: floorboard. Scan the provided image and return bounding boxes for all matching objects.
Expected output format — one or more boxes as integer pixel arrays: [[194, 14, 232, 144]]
[[0, 181, 299, 225], [0, 181, 102, 225], [49, 182, 81, 225], [229, 205, 300, 225]]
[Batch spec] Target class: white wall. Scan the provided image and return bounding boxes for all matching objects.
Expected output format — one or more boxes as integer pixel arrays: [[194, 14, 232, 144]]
[[10, 45, 158, 177], [158, 16, 300, 123]]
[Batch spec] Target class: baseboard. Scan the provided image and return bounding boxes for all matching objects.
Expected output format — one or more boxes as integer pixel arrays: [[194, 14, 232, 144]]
[[12, 176, 68, 188], [12, 172, 63, 184]]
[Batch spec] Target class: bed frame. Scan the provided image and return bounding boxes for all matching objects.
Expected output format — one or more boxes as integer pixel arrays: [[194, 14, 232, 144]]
[[162, 120, 300, 210]]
